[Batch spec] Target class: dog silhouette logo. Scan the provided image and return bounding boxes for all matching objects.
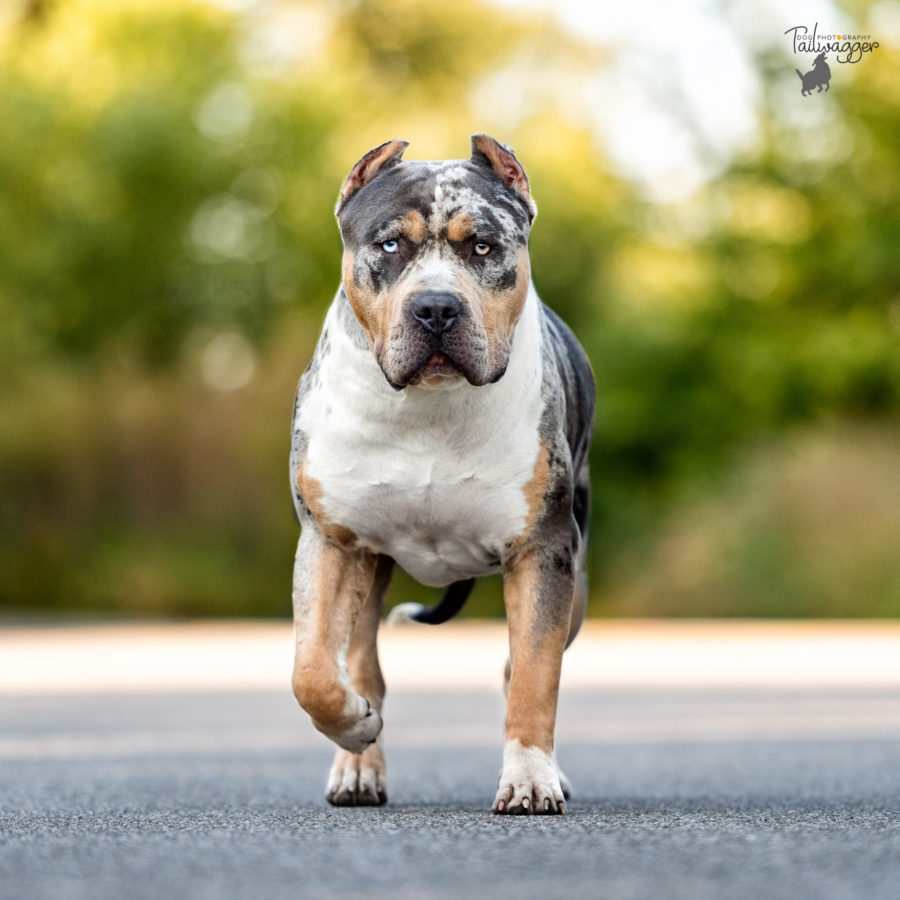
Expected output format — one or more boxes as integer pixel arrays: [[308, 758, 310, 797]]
[[796, 52, 831, 95]]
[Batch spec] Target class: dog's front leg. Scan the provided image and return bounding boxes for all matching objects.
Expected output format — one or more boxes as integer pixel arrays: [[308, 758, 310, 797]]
[[494, 538, 575, 815], [326, 554, 393, 806], [291, 527, 383, 754]]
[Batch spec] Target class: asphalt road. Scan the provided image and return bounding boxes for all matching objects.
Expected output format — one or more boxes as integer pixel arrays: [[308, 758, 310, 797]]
[[2, 683, 900, 900]]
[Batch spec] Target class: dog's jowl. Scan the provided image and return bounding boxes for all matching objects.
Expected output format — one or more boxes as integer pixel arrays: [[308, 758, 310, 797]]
[[289, 135, 594, 815]]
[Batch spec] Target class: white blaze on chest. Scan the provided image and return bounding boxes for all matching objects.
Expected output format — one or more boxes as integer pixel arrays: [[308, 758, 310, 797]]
[[299, 288, 545, 586]]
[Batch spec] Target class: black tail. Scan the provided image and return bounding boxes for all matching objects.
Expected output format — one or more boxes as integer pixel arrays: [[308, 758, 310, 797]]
[[385, 578, 475, 625]]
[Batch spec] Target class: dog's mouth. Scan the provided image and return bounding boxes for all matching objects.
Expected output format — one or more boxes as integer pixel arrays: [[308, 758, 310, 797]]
[[415, 350, 463, 382], [380, 347, 467, 390]]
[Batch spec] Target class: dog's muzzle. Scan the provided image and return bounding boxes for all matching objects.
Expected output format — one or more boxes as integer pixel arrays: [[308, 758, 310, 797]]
[[378, 290, 502, 390]]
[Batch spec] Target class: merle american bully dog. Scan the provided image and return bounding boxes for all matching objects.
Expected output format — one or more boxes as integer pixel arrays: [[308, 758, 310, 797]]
[[289, 135, 594, 815]]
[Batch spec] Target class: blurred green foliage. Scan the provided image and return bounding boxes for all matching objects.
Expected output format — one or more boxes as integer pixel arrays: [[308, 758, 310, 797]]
[[1, 0, 898, 618]]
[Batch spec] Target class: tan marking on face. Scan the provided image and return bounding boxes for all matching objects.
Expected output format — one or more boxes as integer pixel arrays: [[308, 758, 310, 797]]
[[447, 212, 475, 243], [460, 245, 530, 378], [502, 548, 568, 752], [297, 459, 358, 548], [400, 210, 426, 243], [342, 251, 405, 356], [482, 246, 530, 341], [341, 252, 376, 345]]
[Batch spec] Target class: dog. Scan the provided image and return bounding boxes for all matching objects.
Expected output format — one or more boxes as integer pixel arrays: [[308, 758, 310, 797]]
[[289, 135, 594, 815], [797, 52, 831, 95]]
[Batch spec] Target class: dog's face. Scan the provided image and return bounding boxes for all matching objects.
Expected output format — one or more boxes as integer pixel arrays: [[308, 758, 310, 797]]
[[336, 135, 537, 389]]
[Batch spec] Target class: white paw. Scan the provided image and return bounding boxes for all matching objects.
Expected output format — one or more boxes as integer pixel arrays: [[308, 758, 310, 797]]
[[326, 696, 383, 755], [493, 740, 567, 815], [554, 752, 572, 800], [327, 742, 387, 806]]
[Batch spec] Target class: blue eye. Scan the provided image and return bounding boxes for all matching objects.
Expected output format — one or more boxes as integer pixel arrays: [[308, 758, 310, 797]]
[[381, 239, 399, 254]]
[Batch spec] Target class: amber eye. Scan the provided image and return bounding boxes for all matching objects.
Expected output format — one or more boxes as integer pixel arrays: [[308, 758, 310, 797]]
[[474, 241, 491, 256]]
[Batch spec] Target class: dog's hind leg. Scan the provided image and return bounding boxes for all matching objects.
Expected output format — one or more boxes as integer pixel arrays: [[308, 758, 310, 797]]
[[326, 554, 394, 805]]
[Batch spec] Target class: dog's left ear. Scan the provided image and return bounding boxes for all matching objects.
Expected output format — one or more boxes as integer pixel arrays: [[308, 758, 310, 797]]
[[470, 134, 537, 221], [337, 139, 409, 214]]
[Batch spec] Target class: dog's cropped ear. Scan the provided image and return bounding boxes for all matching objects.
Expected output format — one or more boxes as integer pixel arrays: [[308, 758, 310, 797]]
[[336, 139, 409, 214], [470, 134, 537, 221]]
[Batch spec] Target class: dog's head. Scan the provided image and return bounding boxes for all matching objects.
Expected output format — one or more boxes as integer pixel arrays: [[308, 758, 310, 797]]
[[335, 135, 536, 390]]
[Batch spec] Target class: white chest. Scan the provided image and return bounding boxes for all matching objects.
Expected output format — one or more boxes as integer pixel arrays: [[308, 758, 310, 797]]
[[298, 292, 545, 586]]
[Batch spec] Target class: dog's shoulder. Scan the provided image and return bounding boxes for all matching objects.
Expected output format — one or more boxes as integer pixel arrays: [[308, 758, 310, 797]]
[[537, 302, 595, 476], [290, 287, 376, 520]]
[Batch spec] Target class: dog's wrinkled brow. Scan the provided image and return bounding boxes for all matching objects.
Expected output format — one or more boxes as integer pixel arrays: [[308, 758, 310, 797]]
[[338, 161, 532, 248]]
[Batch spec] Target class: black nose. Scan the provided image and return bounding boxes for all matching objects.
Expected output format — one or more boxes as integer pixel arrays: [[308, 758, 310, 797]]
[[410, 291, 462, 336]]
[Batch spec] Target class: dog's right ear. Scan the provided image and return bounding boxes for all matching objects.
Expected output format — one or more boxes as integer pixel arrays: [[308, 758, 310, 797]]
[[336, 139, 409, 214]]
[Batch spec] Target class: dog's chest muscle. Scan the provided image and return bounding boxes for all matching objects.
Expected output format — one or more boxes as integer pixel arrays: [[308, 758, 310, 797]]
[[299, 306, 544, 586], [313, 416, 535, 584]]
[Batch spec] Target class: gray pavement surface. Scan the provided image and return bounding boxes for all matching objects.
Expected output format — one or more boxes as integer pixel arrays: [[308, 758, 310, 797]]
[[2, 686, 900, 899]]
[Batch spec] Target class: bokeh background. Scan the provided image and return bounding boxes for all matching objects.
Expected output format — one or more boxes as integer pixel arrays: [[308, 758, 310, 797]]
[[1, 0, 898, 620]]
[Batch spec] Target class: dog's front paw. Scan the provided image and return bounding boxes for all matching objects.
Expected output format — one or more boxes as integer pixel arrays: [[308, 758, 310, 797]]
[[336, 698, 383, 754], [327, 740, 387, 806], [493, 741, 566, 815], [554, 753, 572, 801], [314, 695, 383, 755]]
